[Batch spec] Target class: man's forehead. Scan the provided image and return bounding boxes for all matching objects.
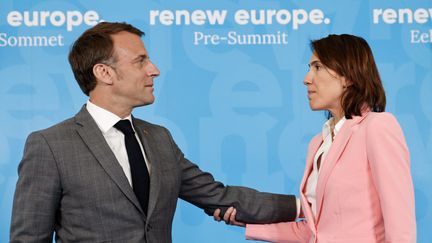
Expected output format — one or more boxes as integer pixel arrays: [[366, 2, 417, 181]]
[[112, 32, 148, 57]]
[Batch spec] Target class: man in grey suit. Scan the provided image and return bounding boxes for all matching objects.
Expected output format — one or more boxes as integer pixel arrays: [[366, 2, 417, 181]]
[[10, 22, 297, 243]]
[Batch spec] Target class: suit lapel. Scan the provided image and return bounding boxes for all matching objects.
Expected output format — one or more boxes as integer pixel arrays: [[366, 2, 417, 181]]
[[300, 135, 322, 234], [314, 113, 369, 222], [132, 117, 161, 220], [74, 106, 144, 215]]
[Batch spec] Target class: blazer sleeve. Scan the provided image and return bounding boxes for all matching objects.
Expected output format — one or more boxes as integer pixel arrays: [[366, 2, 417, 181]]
[[245, 220, 312, 243], [366, 113, 416, 242], [162, 127, 297, 224], [10, 132, 61, 243]]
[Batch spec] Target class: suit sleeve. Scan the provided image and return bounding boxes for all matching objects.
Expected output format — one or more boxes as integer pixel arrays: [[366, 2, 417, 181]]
[[366, 113, 416, 242], [245, 220, 312, 243], [10, 132, 61, 243], [162, 128, 297, 224]]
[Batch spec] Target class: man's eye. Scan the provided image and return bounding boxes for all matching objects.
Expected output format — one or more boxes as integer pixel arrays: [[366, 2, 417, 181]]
[[314, 64, 322, 70], [136, 58, 147, 67]]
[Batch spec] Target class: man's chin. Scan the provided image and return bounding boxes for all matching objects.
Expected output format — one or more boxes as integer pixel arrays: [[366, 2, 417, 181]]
[[135, 98, 155, 107]]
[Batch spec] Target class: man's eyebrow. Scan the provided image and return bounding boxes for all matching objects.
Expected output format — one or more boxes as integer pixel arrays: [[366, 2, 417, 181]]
[[132, 54, 148, 62]]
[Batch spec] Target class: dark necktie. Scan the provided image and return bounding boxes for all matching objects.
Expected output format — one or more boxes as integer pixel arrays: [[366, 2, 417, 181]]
[[114, 120, 150, 214]]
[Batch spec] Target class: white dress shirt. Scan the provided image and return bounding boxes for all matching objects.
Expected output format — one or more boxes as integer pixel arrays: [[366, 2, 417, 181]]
[[86, 100, 151, 187], [304, 117, 346, 218]]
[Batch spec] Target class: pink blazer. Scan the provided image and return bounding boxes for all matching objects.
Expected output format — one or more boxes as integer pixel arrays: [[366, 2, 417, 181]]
[[246, 112, 416, 243]]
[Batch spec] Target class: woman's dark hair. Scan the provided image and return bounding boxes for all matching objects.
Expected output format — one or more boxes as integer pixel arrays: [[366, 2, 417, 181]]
[[311, 34, 386, 118]]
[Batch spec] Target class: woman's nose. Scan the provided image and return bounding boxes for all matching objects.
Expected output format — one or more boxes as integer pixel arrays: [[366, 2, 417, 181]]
[[303, 72, 313, 85]]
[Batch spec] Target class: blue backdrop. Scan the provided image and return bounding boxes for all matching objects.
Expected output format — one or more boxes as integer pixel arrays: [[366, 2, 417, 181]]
[[1, 0, 431, 242]]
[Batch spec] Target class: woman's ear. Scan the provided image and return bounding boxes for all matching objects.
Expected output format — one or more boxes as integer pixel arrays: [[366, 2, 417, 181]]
[[341, 76, 352, 89], [93, 63, 114, 85]]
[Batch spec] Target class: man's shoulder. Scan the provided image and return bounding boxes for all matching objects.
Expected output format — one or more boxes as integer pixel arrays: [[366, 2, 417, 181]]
[[31, 116, 77, 138]]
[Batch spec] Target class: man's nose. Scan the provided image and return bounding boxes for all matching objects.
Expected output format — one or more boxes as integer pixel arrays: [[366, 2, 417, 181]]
[[148, 61, 160, 77]]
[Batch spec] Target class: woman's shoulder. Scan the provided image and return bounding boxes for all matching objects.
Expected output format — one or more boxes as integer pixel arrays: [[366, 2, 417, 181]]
[[363, 111, 399, 126], [362, 111, 404, 136]]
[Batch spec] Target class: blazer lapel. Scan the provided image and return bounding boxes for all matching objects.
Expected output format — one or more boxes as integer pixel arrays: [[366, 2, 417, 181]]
[[132, 117, 161, 220], [74, 106, 144, 215], [314, 113, 369, 222], [300, 135, 322, 234]]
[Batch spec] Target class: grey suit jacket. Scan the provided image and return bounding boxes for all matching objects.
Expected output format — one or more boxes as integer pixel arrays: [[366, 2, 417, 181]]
[[10, 106, 296, 243]]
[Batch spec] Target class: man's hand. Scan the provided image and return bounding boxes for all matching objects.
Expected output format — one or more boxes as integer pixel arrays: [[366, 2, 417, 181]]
[[213, 206, 246, 227]]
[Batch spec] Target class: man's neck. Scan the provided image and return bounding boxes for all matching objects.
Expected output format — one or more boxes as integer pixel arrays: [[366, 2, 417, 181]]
[[89, 97, 132, 119]]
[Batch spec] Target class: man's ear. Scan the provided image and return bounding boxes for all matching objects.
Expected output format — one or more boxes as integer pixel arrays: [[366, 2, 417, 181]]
[[93, 63, 114, 85]]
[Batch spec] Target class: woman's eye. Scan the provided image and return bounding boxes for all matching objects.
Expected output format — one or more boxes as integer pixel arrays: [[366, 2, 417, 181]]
[[307, 62, 323, 71]]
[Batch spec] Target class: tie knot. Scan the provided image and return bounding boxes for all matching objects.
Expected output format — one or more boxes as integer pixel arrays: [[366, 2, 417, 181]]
[[114, 120, 135, 135]]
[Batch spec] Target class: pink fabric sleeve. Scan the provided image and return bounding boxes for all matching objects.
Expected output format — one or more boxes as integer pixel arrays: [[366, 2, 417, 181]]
[[366, 113, 416, 242], [245, 220, 312, 243]]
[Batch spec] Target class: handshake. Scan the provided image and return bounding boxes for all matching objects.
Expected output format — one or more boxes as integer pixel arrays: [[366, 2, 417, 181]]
[[213, 207, 246, 227]]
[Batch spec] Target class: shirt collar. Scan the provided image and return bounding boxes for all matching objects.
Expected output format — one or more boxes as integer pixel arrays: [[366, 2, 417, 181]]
[[86, 100, 133, 133], [322, 116, 346, 141], [334, 116, 346, 136]]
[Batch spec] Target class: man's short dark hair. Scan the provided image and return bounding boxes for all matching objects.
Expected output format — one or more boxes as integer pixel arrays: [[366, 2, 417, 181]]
[[68, 22, 144, 96]]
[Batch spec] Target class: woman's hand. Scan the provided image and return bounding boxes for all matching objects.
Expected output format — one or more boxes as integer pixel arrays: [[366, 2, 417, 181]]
[[213, 207, 246, 227]]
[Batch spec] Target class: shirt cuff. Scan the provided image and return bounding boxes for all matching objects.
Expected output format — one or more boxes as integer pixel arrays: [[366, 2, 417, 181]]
[[295, 197, 301, 219]]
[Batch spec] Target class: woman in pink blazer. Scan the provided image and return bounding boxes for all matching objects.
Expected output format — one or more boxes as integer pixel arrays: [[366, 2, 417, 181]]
[[215, 34, 416, 243]]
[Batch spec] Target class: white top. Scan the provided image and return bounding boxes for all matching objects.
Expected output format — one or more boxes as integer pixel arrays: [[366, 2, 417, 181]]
[[86, 100, 151, 187], [304, 117, 346, 218]]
